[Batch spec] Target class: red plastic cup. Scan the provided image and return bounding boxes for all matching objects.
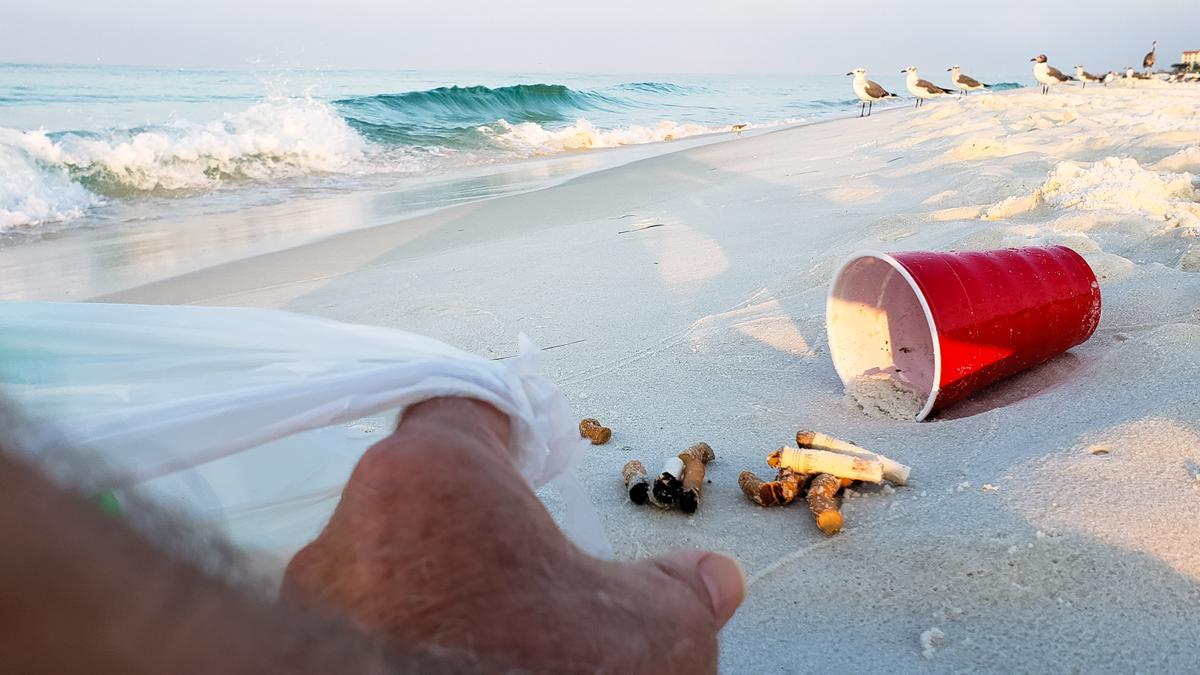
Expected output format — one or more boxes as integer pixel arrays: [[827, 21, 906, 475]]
[[826, 245, 1101, 421]]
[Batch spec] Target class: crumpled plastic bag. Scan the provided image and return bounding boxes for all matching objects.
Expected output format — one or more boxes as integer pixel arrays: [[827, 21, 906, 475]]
[[0, 302, 611, 561]]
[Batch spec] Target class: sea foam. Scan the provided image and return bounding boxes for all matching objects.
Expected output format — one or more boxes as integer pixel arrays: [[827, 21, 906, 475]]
[[0, 97, 372, 228], [0, 139, 100, 230], [9, 98, 367, 194], [481, 118, 757, 155]]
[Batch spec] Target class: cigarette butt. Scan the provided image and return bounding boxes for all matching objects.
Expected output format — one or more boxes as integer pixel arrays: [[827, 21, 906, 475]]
[[771, 468, 810, 505], [768, 447, 884, 484], [795, 429, 910, 485], [738, 468, 810, 506], [807, 473, 845, 535], [673, 443, 715, 514], [622, 460, 650, 505], [651, 456, 685, 508], [677, 454, 708, 514], [739, 470, 775, 506], [579, 418, 613, 445], [680, 442, 715, 464]]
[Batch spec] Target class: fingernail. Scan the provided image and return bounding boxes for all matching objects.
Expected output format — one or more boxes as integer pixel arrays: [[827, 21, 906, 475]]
[[697, 553, 747, 627]]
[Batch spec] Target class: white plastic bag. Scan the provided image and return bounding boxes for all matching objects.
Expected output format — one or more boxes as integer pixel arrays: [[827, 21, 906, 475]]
[[0, 302, 610, 560]]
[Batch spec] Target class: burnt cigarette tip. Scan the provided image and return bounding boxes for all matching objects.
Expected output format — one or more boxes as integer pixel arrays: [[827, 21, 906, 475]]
[[653, 479, 681, 505], [629, 482, 650, 505], [679, 490, 699, 514], [795, 430, 816, 447]]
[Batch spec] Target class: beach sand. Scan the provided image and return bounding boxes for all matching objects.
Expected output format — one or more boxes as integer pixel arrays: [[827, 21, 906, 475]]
[[103, 84, 1200, 671]]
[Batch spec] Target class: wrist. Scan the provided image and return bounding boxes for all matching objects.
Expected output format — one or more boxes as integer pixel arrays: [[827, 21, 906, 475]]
[[393, 398, 513, 456]]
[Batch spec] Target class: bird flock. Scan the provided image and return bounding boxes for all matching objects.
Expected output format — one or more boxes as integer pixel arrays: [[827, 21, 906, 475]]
[[846, 64, 990, 117], [848, 40, 1196, 117]]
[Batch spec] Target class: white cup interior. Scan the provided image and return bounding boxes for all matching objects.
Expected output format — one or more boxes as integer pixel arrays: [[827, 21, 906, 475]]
[[826, 252, 941, 421]]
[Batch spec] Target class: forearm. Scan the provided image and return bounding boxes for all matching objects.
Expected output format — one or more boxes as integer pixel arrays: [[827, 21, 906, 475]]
[[0, 449, 478, 674]]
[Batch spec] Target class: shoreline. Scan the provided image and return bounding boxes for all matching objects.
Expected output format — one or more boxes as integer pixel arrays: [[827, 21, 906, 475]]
[[2, 118, 816, 303], [91, 103, 910, 305]]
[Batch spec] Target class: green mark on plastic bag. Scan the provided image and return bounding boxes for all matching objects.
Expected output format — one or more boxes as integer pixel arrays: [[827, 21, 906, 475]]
[[95, 491, 122, 516]]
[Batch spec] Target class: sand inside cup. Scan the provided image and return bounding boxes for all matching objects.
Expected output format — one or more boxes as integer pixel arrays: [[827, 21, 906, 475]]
[[827, 254, 939, 421], [845, 375, 925, 420]]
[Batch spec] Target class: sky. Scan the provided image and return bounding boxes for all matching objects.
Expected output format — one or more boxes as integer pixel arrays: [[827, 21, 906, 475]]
[[4, 0, 1197, 75]]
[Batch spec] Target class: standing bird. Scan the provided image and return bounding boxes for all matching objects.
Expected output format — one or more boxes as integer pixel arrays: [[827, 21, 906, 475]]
[[1103, 71, 1117, 87], [1143, 40, 1157, 75], [947, 66, 987, 95], [1075, 66, 1104, 88], [1031, 54, 1074, 94], [847, 68, 895, 117], [902, 66, 954, 107]]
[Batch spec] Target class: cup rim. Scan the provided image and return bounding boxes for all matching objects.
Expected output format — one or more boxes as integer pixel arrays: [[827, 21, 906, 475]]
[[826, 250, 942, 421]]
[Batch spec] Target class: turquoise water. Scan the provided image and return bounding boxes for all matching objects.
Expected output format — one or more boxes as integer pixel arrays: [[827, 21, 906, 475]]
[[0, 64, 1023, 235]]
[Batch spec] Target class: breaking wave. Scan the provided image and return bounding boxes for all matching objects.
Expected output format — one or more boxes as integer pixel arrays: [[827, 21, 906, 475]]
[[2, 79, 791, 228], [0, 97, 368, 229], [0, 140, 100, 230], [337, 84, 626, 130]]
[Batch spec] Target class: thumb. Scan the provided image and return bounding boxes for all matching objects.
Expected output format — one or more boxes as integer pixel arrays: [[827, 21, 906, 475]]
[[651, 549, 747, 628]]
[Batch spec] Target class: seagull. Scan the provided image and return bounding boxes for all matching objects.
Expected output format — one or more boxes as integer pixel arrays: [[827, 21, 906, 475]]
[[1031, 54, 1074, 94], [1074, 66, 1104, 88], [1103, 71, 1117, 87], [947, 66, 987, 95], [847, 68, 895, 117], [1143, 40, 1157, 74], [902, 67, 954, 107]]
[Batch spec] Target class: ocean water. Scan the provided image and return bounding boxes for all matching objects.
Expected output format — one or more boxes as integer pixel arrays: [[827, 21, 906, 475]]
[[1, 64, 1024, 238]]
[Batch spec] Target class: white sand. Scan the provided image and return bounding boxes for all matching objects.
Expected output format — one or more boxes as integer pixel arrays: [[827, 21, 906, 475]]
[[102, 85, 1200, 670], [845, 375, 927, 421]]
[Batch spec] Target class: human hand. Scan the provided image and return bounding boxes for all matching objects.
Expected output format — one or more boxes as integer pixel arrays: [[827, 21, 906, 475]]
[[282, 397, 745, 673]]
